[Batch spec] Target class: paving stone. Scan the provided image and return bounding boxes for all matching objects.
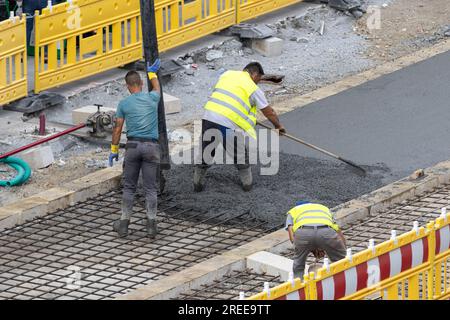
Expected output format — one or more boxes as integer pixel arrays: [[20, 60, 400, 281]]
[[17, 146, 55, 170], [72, 105, 117, 125], [163, 93, 182, 114]]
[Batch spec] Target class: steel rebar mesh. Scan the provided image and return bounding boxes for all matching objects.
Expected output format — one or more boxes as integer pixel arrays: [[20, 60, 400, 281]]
[[0, 189, 279, 300]]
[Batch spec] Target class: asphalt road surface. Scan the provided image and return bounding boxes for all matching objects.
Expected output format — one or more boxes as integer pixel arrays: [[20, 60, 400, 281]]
[[277, 50, 450, 181]]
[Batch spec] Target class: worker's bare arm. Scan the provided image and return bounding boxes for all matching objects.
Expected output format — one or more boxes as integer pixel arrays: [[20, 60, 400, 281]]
[[260, 106, 285, 134], [287, 225, 294, 244], [112, 117, 125, 146], [149, 76, 161, 95]]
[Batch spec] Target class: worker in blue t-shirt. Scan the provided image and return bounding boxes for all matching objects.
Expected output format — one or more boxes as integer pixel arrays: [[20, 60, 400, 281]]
[[109, 59, 161, 239]]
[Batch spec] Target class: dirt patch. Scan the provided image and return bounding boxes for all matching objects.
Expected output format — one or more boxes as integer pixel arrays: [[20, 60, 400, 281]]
[[356, 0, 450, 61]]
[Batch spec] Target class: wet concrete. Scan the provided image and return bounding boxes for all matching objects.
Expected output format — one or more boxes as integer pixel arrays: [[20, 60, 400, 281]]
[[164, 50, 450, 227], [164, 156, 389, 227]]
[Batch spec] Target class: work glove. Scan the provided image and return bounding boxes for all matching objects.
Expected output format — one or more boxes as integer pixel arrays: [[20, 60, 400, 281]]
[[276, 126, 286, 136], [109, 145, 119, 167], [147, 58, 161, 73]]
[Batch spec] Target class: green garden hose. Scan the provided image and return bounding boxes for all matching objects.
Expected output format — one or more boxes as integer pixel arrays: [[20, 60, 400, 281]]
[[0, 157, 32, 187]]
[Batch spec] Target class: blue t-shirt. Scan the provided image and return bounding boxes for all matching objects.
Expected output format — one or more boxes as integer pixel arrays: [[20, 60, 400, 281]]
[[116, 91, 160, 140]]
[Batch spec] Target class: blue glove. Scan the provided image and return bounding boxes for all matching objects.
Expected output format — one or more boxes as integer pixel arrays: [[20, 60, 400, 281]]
[[109, 153, 119, 167], [147, 58, 161, 73]]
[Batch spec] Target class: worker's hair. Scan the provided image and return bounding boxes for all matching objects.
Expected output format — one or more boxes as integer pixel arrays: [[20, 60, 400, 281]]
[[125, 71, 142, 87], [243, 62, 265, 76]]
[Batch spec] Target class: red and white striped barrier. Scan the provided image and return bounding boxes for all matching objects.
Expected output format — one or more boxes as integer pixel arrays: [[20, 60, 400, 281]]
[[435, 224, 450, 255], [275, 287, 306, 300], [316, 237, 429, 300]]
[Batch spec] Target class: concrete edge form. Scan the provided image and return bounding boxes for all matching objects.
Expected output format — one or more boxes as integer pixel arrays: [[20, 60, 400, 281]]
[[334, 160, 450, 226], [116, 229, 289, 300], [117, 158, 450, 300], [247, 251, 293, 282]]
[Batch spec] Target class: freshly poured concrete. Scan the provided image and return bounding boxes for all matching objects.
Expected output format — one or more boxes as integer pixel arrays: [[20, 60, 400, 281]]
[[164, 156, 387, 228]]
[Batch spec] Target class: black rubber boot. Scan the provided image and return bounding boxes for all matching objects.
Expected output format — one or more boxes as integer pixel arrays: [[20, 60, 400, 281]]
[[146, 219, 158, 239], [193, 167, 207, 192], [238, 167, 253, 192], [113, 219, 129, 238]]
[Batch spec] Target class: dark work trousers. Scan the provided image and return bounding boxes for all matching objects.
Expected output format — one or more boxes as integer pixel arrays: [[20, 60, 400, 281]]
[[196, 119, 250, 170], [293, 226, 347, 279], [23, 0, 55, 47], [122, 140, 160, 221]]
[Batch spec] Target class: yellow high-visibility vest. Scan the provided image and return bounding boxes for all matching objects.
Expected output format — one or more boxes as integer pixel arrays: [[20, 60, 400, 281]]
[[204, 70, 258, 139], [287, 203, 340, 233]]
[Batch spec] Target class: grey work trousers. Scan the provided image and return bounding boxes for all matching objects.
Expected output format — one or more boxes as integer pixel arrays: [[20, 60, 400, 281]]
[[122, 140, 160, 221], [293, 226, 347, 279]]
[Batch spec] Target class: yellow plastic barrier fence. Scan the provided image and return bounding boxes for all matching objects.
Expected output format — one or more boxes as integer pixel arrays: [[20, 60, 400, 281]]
[[155, 0, 236, 52], [34, 0, 143, 93], [30, 0, 308, 94], [0, 15, 27, 105], [248, 278, 307, 300], [248, 211, 450, 300], [236, 0, 303, 23], [433, 215, 450, 300]]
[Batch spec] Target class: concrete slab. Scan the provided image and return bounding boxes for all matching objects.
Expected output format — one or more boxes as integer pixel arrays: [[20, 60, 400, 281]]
[[163, 93, 182, 114], [247, 251, 293, 281], [251, 37, 283, 57], [72, 105, 116, 125], [17, 146, 54, 170]]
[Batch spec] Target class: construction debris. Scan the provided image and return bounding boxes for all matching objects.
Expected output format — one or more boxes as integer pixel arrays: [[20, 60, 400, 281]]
[[409, 169, 425, 180], [305, 0, 366, 19], [206, 49, 224, 61], [4, 92, 65, 119], [319, 20, 326, 35], [443, 25, 450, 37], [134, 59, 184, 78], [229, 23, 275, 39]]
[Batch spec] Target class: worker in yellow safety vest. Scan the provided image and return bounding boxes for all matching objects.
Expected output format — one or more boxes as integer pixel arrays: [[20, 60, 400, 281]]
[[193, 62, 285, 192], [286, 201, 347, 279]]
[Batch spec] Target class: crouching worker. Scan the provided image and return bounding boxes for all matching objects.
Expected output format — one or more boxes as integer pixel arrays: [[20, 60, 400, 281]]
[[109, 59, 161, 239], [285, 201, 347, 279]]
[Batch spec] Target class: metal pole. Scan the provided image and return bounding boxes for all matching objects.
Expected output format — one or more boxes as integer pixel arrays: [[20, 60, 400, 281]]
[[39, 113, 46, 136], [139, 0, 170, 192], [0, 123, 86, 160]]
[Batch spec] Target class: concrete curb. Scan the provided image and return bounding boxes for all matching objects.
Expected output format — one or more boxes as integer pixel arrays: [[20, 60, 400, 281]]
[[117, 229, 289, 300], [335, 160, 450, 227], [116, 159, 450, 300], [0, 166, 122, 230]]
